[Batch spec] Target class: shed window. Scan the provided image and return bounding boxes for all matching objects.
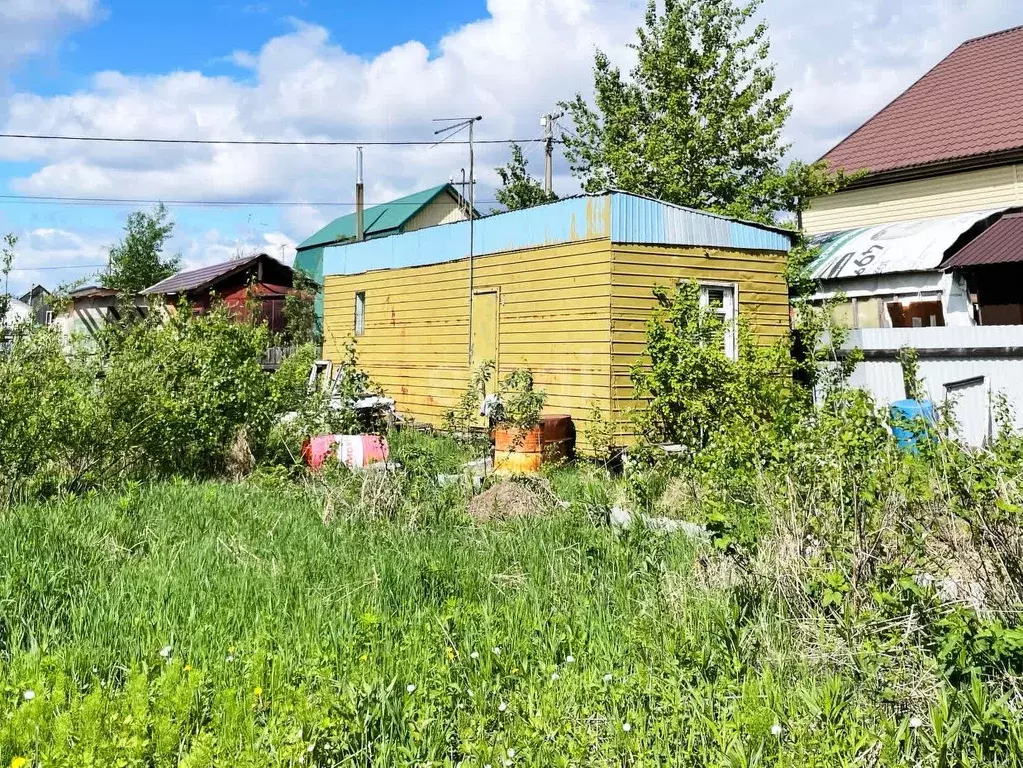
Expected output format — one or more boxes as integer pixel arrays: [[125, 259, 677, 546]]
[[354, 292, 366, 336], [699, 283, 738, 360]]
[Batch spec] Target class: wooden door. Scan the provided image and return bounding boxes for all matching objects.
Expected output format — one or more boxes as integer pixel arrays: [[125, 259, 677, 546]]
[[470, 290, 499, 371]]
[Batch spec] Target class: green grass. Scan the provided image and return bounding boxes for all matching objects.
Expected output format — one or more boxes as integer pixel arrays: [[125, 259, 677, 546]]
[[0, 478, 1014, 766]]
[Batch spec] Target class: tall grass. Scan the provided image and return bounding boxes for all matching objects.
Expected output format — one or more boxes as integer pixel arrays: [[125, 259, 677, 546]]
[[2, 478, 1020, 766]]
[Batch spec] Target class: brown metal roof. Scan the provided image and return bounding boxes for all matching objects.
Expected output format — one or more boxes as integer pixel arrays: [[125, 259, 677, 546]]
[[140, 252, 284, 295], [943, 212, 1023, 269], [822, 25, 1023, 177]]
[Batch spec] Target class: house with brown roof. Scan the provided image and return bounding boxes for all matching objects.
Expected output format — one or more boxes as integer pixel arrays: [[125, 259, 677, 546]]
[[141, 252, 297, 335], [806, 25, 1023, 330]]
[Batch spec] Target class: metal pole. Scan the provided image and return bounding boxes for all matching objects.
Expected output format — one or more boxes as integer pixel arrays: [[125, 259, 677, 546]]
[[356, 146, 365, 242], [543, 115, 553, 196], [468, 119, 476, 366]]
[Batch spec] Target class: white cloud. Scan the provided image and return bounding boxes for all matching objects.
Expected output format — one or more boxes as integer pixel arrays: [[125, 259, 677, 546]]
[[0, 0, 99, 72], [767, 0, 1023, 160], [2, 0, 1021, 280], [4, 226, 109, 295]]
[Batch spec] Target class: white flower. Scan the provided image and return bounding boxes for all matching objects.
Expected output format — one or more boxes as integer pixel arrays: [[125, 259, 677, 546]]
[[225, 655, 234, 663], [470, 651, 480, 660], [484, 764, 492, 768], [770, 723, 783, 736], [565, 655, 575, 664], [406, 684, 416, 694], [498, 701, 508, 712], [909, 716, 923, 729], [23, 690, 35, 701], [159, 645, 172, 659], [507, 748, 516, 757], [492, 647, 502, 656], [550, 673, 559, 681], [603, 673, 613, 683], [622, 722, 632, 732], [307, 743, 315, 753]]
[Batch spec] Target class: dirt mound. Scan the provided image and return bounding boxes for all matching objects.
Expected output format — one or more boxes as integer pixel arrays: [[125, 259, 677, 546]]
[[467, 478, 557, 523]]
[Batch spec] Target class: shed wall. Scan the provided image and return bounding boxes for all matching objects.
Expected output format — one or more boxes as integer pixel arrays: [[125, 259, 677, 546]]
[[609, 244, 789, 442], [405, 192, 469, 232], [804, 164, 1023, 234], [323, 239, 614, 447]]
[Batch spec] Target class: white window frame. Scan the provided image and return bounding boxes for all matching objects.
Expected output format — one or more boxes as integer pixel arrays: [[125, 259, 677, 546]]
[[698, 281, 739, 361], [354, 291, 366, 336]]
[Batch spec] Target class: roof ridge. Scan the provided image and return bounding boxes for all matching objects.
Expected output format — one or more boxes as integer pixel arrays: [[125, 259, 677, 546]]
[[961, 24, 1023, 47]]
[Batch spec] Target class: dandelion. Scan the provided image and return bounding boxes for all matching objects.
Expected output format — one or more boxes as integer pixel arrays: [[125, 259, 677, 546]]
[[565, 655, 575, 664], [359, 653, 368, 663], [622, 722, 632, 732], [22, 690, 35, 702], [603, 673, 613, 683], [551, 673, 560, 681], [470, 651, 480, 660], [512, 667, 519, 674], [406, 684, 416, 694], [771, 723, 783, 736], [909, 716, 923, 729], [498, 701, 508, 713], [254, 687, 263, 697], [492, 647, 502, 656], [159, 645, 172, 659], [446, 647, 456, 661], [11, 757, 29, 768]]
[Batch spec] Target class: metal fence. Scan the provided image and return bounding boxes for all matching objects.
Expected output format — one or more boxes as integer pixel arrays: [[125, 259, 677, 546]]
[[839, 326, 1023, 446]]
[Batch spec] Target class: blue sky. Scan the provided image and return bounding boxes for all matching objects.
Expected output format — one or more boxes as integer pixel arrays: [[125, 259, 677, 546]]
[[1, 0, 1021, 295]]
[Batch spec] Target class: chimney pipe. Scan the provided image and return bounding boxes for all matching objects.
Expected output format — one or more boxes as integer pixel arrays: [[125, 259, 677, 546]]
[[356, 146, 365, 242]]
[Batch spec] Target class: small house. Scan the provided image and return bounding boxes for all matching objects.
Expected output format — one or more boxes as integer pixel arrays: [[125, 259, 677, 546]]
[[141, 253, 296, 334], [294, 184, 473, 326], [320, 191, 793, 450], [18, 284, 54, 325], [53, 285, 148, 340]]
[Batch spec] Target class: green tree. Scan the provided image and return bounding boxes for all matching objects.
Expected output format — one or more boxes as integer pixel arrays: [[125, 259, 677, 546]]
[[102, 204, 180, 294], [494, 143, 558, 212], [562, 0, 833, 223], [1, 233, 15, 326]]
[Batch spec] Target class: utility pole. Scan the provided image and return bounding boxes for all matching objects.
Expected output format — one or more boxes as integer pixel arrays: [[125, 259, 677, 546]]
[[355, 146, 365, 242], [541, 111, 563, 197], [434, 116, 483, 366]]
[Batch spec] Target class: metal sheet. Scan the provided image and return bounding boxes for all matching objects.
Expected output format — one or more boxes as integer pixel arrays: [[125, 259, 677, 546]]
[[809, 209, 1005, 279], [322, 192, 792, 277]]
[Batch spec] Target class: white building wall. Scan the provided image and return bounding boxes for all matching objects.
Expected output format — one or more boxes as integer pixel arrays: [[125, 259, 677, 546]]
[[841, 326, 1023, 445]]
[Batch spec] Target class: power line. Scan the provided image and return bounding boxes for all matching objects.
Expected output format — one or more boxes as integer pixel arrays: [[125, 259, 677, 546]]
[[9, 263, 106, 272], [0, 132, 553, 147], [0, 194, 502, 207]]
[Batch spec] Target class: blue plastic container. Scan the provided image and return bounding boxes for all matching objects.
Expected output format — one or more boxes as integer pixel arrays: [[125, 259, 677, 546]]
[[890, 399, 936, 452]]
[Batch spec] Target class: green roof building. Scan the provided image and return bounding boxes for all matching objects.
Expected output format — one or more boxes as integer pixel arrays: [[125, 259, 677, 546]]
[[294, 184, 471, 328]]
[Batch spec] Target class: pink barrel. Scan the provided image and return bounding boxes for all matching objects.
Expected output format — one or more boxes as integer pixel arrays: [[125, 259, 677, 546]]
[[302, 434, 389, 470]]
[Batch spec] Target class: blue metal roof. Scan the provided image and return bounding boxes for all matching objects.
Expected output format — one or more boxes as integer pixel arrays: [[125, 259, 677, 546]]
[[322, 191, 792, 277]]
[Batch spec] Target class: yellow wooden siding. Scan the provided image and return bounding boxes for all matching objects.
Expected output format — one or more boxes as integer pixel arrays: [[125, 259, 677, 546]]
[[804, 164, 1023, 234], [405, 192, 469, 232], [323, 239, 614, 449], [609, 244, 789, 442]]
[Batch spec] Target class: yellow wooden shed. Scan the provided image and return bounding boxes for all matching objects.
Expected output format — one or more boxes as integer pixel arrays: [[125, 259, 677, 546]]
[[321, 191, 793, 450]]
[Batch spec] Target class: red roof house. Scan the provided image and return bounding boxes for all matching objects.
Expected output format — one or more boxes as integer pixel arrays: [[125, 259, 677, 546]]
[[141, 253, 297, 334]]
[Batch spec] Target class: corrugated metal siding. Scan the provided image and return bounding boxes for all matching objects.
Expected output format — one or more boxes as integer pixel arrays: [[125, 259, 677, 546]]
[[804, 164, 1023, 234], [843, 326, 1023, 445], [323, 240, 614, 451], [609, 244, 790, 444], [323, 196, 612, 276], [321, 192, 791, 278], [610, 193, 792, 252]]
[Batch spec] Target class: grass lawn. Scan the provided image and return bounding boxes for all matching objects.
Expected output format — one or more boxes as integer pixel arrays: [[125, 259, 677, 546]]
[[0, 475, 976, 766]]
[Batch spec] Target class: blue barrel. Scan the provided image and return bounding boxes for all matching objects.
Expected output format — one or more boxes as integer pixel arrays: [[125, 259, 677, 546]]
[[890, 399, 936, 452]]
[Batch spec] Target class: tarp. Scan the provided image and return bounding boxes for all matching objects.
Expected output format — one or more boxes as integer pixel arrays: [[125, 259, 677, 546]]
[[809, 210, 1004, 280]]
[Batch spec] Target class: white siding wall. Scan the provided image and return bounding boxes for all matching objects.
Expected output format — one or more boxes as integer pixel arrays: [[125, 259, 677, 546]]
[[841, 326, 1023, 445], [805, 164, 1023, 234], [405, 193, 469, 232]]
